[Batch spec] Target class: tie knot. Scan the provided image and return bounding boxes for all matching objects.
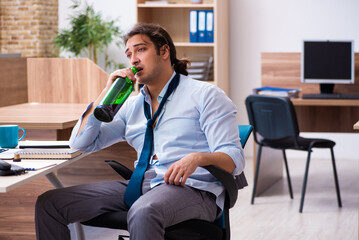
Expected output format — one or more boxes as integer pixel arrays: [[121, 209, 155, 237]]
[[147, 119, 154, 127]]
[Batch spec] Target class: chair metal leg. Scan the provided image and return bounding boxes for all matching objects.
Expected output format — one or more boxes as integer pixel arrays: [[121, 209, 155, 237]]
[[330, 147, 342, 208], [74, 223, 86, 240], [299, 149, 312, 213], [118, 235, 128, 240], [251, 145, 263, 204], [282, 150, 293, 199]]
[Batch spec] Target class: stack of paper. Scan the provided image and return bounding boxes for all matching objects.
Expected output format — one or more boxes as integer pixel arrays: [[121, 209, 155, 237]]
[[186, 54, 213, 81], [144, 1, 168, 5], [253, 86, 301, 98]]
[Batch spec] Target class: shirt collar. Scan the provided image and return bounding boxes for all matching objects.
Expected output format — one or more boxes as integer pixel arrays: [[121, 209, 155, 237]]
[[141, 71, 177, 103]]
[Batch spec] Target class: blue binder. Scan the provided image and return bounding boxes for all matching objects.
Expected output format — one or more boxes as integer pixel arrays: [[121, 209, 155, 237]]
[[205, 10, 214, 43], [197, 10, 206, 42], [189, 10, 198, 42]]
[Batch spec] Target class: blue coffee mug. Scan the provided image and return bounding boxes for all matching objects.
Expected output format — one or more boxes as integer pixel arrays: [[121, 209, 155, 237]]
[[0, 125, 26, 148]]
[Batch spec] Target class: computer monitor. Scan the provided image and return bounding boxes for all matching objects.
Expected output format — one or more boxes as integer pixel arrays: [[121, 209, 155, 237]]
[[301, 40, 354, 94]]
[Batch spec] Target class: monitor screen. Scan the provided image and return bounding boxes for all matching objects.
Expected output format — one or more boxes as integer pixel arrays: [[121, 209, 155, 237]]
[[301, 40, 354, 84]]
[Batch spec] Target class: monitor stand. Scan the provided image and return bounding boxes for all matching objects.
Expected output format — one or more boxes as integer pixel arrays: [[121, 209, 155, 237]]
[[320, 83, 334, 94]]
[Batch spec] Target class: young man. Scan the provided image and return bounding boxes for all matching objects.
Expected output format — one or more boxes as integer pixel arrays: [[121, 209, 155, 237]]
[[35, 23, 244, 240]]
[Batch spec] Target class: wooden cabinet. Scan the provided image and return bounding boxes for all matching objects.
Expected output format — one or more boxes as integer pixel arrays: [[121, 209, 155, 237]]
[[136, 0, 229, 94]]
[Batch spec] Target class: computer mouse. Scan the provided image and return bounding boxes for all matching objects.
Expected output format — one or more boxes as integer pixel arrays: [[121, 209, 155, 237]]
[[0, 160, 11, 170]]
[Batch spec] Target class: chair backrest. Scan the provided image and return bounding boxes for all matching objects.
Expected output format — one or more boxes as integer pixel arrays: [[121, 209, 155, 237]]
[[238, 125, 253, 148], [245, 95, 300, 144]]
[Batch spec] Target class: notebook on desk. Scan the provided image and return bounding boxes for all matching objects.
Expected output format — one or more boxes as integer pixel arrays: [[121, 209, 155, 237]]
[[16, 148, 81, 159], [0, 141, 73, 159]]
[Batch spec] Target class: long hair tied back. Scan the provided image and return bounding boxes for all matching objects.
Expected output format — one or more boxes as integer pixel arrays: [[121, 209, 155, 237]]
[[124, 23, 190, 76]]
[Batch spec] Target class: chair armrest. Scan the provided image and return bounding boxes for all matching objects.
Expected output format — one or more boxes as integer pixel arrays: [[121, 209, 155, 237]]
[[202, 165, 239, 208], [105, 160, 133, 180], [235, 172, 248, 190]]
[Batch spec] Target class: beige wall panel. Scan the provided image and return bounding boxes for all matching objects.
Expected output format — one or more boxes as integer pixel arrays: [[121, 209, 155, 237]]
[[0, 57, 28, 107], [27, 58, 108, 103]]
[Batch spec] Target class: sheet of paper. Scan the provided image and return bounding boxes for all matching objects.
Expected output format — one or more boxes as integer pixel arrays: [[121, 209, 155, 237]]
[[11, 161, 57, 171], [0, 149, 19, 159]]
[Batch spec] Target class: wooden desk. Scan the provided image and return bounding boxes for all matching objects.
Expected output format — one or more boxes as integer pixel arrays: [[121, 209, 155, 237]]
[[0, 157, 84, 193], [0, 103, 88, 140], [0, 103, 136, 239], [292, 99, 359, 133], [0, 154, 87, 240], [291, 98, 359, 106], [0, 102, 138, 239], [0, 155, 87, 239], [0, 103, 89, 238]]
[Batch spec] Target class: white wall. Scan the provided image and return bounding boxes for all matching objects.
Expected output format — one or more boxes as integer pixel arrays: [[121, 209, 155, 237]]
[[229, 0, 359, 160], [59, 0, 359, 160]]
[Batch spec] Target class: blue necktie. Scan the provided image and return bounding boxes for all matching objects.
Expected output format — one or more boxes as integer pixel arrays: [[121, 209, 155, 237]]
[[124, 73, 180, 207]]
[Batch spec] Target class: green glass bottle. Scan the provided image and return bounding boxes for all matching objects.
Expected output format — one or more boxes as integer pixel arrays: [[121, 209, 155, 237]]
[[94, 66, 138, 122]]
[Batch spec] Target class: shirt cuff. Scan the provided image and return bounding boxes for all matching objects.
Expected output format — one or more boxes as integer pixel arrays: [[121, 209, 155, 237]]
[[215, 146, 245, 176]]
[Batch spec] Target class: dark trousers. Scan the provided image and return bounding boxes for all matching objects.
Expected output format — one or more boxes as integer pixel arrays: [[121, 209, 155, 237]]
[[35, 170, 217, 240]]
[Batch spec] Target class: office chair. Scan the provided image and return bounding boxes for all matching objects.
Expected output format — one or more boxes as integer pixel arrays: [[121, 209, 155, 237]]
[[82, 125, 253, 240], [245, 94, 342, 213]]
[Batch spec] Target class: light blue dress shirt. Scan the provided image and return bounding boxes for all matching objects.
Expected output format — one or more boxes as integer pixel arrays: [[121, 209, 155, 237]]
[[69, 72, 245, 210]]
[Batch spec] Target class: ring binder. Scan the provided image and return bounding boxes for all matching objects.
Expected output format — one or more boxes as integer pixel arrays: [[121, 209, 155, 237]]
[[205, 10, 214, 43], [189, 10, 198, 42], [197, 10, 206, 42]]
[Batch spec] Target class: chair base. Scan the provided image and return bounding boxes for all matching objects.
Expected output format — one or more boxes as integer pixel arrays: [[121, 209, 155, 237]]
[[82, 211, 128, 229], [165, 219, 223, 240]]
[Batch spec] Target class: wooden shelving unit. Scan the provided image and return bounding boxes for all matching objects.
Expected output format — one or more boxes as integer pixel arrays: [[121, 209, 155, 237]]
[[136, 0, 229, 94]]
